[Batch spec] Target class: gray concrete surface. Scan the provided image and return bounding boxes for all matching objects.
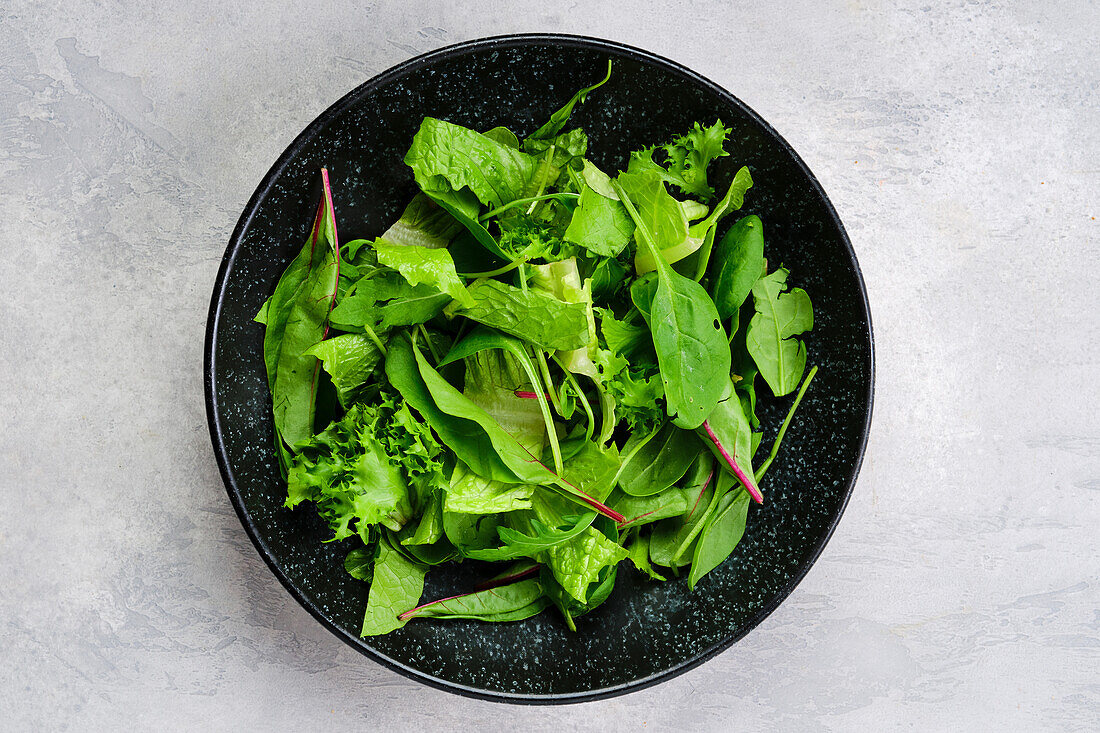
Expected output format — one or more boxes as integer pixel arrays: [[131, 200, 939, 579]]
[[2, 1, 1097, 730]]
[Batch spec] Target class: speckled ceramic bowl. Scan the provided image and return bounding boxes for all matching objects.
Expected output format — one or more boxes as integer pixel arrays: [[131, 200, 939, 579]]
[[205, 34, 873, 703]]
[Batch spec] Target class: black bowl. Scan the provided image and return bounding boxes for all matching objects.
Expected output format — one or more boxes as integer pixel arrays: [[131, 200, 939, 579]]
[[205, 34, 873, 703]]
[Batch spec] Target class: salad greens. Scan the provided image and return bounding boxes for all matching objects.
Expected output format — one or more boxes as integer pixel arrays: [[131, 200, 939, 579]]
[[255, 63, 819, 636]]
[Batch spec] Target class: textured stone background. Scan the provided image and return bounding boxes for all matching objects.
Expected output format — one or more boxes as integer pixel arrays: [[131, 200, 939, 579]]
[[2, 1, 1097, 730]]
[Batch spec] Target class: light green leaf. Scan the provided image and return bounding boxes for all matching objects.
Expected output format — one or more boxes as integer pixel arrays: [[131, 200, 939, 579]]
[[545, 527, 628, 603], [304, 333, 382, 406], [376, 242, 475, 307], [746, 268, 813, 396], [378, 193, 462, 249], [458, 278, 590, 351], [360, 540, 426, 637]]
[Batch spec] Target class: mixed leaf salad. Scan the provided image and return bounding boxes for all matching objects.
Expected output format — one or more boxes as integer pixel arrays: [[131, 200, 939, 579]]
[[255, 63, 818, 635]]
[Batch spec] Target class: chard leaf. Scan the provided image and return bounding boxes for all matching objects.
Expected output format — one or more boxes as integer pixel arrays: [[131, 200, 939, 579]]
[[648, 461, 722, 568], [688, 487, 751, 589], [459, 278, 590, 351], [697, 379, 762, 503], [401, 579, 547, 622], [746, 268, 813, 396], [262, 169, 341, 448], [376, 242, 475, 307], [360, 539, 426, 637], [304, 333, 382, 406]]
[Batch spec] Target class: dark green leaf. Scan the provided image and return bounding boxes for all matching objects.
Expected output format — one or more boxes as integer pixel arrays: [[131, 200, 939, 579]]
[[710, 214, 764, 321], [402, 579, 547, 621], [688, 488, 751, 589], [617, 422, 702, 496]]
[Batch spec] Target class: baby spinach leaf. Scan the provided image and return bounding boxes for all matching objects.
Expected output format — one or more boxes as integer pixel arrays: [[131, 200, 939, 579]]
[[698, 378, 762, 503], [360, 539, 427, 637], [376, 242, 476, 308], [747, 268, 813, 397], [709, 214, 764, 321], [612, 486, 692, 528], [459, 278, 590, 351], [400, 578, 547, 622], [614, 178, 731, 429], [304, 333, 382, 406], [648, 456, 717, 567], [617, 422, 702, 496], [688, 166, 754, 280], [377, 193, 463, 249], [329, 271, 450, 332], [618, 170, 692, 274], [688, 487, 751, 589], [262, 169, 341, 448], [590, 257, 628, 302]]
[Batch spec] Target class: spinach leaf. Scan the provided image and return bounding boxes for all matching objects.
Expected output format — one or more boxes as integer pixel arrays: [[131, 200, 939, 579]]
[[304, 333, 382, 406], [698, 378, 763, 503], [262, 169, 341, 448], [613, 177, 731, 429], [376, 242, 476, 308], [746, 267, 813, 396], [611, 486, 691, 528], [459, 278, 590, 351], [378, 193, 462, 249], [709, 214, 764, 321], [688, 487, 751, 589], [617, 422, 702, 496], [564, 162, 633, 257], [618, 170, 693, 274], [443, 510, 507, 551], [360, 538, 427, 637], [400, 579, 547, 622], [648, 456, 718, 567], [590, 257, 628, 302], [688, 166, 755, 280]]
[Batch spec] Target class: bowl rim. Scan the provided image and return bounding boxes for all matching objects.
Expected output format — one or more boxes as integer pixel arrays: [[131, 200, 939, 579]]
[[204, 32, 875, 704]]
